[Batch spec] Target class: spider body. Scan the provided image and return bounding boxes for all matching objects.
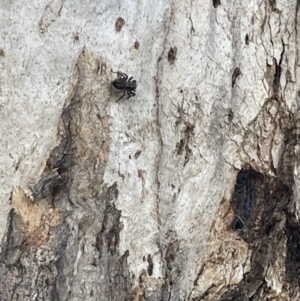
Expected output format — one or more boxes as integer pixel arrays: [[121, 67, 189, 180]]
[[112, 71, 137, 101]]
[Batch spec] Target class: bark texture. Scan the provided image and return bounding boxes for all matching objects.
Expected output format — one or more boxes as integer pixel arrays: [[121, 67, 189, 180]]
[[1, 0, 300, 300]]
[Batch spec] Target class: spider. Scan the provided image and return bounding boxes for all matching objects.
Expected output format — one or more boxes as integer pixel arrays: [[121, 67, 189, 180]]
[[111, 71, 137, 101]]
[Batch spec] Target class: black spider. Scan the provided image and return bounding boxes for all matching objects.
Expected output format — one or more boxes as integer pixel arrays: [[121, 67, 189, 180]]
[[111, 71, 137, 101]]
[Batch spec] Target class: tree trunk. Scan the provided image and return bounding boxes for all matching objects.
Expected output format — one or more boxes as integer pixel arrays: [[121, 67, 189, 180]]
[[1, 0, 300, 300]]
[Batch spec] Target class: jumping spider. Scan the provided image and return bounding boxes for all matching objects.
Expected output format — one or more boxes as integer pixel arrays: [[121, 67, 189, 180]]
[[111, 70, 137, 101]]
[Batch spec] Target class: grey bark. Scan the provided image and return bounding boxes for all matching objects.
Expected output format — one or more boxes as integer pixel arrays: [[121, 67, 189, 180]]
[[1, 0, 300, 300]]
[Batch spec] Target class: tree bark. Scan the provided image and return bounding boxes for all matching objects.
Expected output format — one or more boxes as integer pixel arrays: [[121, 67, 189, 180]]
[[1, 0, 300, 300]]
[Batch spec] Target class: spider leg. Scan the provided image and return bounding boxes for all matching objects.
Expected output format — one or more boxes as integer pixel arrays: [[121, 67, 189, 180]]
[[114, 90, 125, 94], [126, 90, 136, 99], [117, 90, 126, 102], [112, 70, 124, 79], [128, 78, 137, 88]]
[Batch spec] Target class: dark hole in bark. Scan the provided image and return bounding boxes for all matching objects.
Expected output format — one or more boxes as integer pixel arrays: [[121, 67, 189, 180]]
[[134, 40, 140, 49], [231, 168, 258, 230], [245, 34, 249, 45], [147, 254, 154, 276], [168, 46, 177, 64], [134, 150, 142, 159], [265, 223, 273, 236], [213, 0, 221, 8], [273, 59, 282, 95], [115, 17, 125, 32], [232, 67, 242, 88], [176, 139, 185, 155], [232, 216, 245, 230]]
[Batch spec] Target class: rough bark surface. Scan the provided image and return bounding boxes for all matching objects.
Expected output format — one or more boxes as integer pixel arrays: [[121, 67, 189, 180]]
[[1, 0, 300, 300]]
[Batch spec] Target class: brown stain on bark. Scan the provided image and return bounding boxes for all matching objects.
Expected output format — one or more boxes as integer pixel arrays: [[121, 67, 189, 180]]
[[115, 17, 125, 31], [11, 187, 59, 247]]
